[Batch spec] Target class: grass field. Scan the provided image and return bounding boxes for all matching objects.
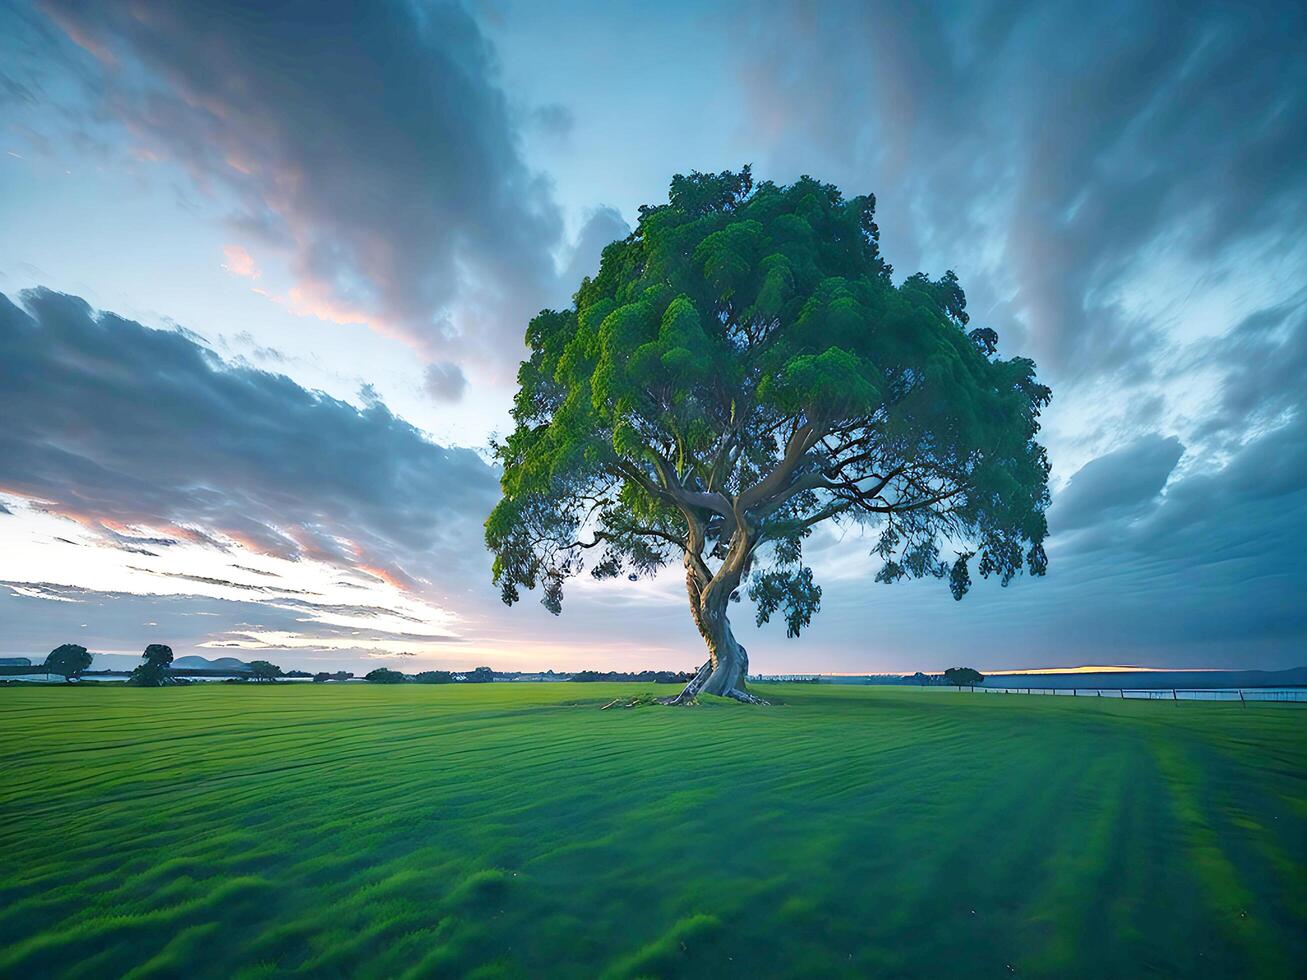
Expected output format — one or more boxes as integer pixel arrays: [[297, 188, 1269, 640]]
[[2, 684, 1304, 978]]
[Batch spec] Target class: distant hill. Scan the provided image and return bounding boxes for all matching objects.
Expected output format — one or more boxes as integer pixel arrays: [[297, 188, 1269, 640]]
[[0, 657, 32, 666], [173, 656, 251, 672], [77, 653, 254, 673]]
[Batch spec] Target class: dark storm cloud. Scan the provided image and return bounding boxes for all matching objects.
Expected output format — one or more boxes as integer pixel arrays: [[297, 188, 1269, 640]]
[[29, 0, 592, 366], [737, 0, 1307, 380], [807, 299, 1307, 668], [0, 287, 499, 588], [706, 0, 1307, 668], [1198, 289, 1307, 443], [1051, 435, 1184, 533], [1051, 416, 1307, 656]]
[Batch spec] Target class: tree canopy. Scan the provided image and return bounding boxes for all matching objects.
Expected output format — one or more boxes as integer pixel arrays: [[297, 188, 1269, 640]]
[[487, 168, 1050, 702], [44, 643, 92, 683], [248, 660, 283, 682], [130, 643, 175, 687], [143, 644, 174, 668], [944, 667, 985, 689]]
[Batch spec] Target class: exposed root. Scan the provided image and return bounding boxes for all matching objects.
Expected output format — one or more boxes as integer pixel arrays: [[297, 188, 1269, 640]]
[[655, 686, 696, 705], [641, 656, 770, 707], [656, 659, 713, 706], [656, 686, 769, 707]]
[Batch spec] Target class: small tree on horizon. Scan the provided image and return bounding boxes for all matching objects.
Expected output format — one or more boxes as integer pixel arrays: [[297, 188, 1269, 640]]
[[487, 168, 1051, 705], [44, 643, 92, 683], [943, 667, 985, 689], [143, 644, 173, 668], [248, 660, 283, 682], [129, 643, 175, 687], [364, 668, 407, 684]]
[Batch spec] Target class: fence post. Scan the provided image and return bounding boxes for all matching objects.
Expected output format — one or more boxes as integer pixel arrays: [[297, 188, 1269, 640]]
[[1120, 689, 1125, 699], [1172, 689, 1178, 702], [1239, 688, 1246, 706]]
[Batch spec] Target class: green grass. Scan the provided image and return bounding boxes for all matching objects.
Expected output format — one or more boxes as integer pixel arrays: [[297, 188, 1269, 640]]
[[1, 684, 1304, 978]]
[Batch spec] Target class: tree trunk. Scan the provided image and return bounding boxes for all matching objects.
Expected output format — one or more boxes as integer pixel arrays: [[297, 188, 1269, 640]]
[[654, 523, 768, 706], [663, 575, 767, 705]]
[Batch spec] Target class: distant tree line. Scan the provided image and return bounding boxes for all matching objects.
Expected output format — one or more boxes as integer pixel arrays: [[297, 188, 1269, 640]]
[[363, 666, 496, 684], [18, 645, 986, 691], [569, 669, 696, 684], [18, 642, 292, 687]]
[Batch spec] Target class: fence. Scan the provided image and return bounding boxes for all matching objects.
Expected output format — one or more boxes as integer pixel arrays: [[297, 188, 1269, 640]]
[[968, 686, 1307, 703]]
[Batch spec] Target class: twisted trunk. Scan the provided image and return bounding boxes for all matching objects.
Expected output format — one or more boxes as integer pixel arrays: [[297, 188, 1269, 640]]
[[662, 543, 767, 705]]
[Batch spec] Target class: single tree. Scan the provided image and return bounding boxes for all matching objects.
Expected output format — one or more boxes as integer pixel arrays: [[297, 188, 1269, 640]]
[[129, 643, 175, 687], [364, 668, 407, 684], [487, 169, 1050, 704], [44, 643, 92, 683], [128, 662, 168, 686], [944, 667, 985, 689], [143, 644, 174, 669], [248, 660, 283, 682]]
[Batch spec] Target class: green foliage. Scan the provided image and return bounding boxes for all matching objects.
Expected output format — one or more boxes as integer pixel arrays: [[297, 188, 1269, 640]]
[[127, 662, 170, 687], [414, 670, 454, 684], [0, 684, 1302, 977], [143, 644, 174, 669], [364, 668, 407, 684], [944, 666, 985, 688], [488, 168, 1051, 642], [43, 644, 92, 682], [128, 644, 176, 687], [248, 661, 283, 682]]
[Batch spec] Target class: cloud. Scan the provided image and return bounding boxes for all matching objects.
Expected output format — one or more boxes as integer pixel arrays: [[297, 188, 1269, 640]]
[[733, 0, 1307, 382], [561, 206, 631, 290], [1200, 288, 1307, 442], [423, 362, 469, 404], [221, 244, 260, 280], [530, 103, 574, 142], [4, 1, 1305, 673], [33, 0, 576, 368], [1051, 435, 1184, 533], [0, 287, 499, 591], [0, 581, 460, 669]]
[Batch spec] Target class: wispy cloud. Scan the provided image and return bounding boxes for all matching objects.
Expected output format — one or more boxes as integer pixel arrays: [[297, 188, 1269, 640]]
[[0, 288, 499, 595]]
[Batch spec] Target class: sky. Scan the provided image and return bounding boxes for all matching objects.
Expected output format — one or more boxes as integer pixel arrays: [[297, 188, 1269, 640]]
[[1, 0, 1305, 675]]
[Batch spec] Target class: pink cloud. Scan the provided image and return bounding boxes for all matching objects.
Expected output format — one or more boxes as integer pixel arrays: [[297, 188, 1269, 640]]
[[221, 244, 260, 279]]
